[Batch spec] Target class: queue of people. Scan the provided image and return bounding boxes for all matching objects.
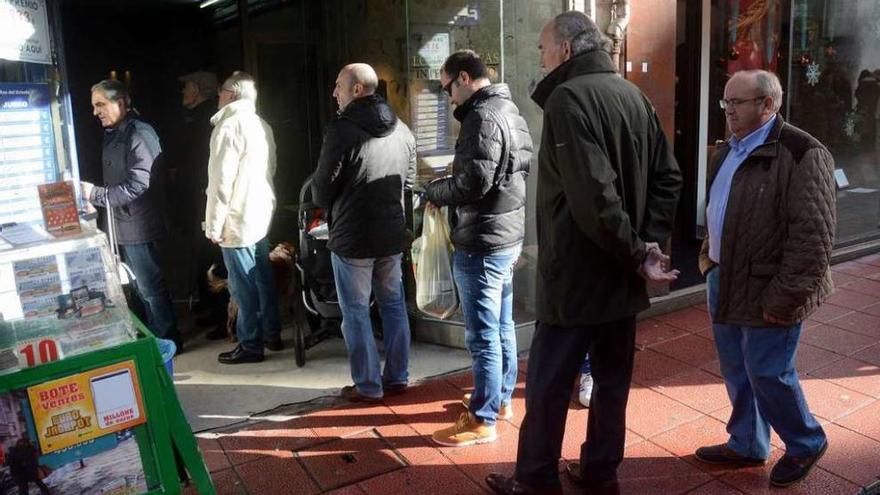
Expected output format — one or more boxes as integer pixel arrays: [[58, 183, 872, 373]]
[[78, 9, 838, 494]]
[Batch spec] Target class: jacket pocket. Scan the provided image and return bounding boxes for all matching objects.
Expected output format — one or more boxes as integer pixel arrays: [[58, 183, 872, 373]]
[[749, 262, 778, 278]]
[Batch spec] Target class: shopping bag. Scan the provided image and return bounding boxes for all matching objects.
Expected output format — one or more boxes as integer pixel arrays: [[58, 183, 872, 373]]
[[415, 206, 458, 319]]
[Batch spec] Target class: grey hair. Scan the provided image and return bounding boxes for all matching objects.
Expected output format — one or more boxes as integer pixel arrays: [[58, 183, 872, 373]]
[[223, 71, 258, 102], [345, 63, 378, 94], [552, 11, 612, 56], [91, 79, 130, 107], [737, 70, 784, 113]]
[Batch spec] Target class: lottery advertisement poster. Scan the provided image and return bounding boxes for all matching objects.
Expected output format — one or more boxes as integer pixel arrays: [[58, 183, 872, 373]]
[[26, 360, 146, 454]]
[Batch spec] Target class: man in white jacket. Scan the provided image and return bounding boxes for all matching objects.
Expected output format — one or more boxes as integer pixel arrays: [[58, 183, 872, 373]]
[[205, 71, 281, 364]]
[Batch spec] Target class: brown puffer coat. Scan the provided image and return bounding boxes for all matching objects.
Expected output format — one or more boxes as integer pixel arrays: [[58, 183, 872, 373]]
[[699, 116, 836, 327]]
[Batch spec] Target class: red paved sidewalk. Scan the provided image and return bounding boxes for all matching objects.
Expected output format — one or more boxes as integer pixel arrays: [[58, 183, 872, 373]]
[[190, 253, 880, 494]]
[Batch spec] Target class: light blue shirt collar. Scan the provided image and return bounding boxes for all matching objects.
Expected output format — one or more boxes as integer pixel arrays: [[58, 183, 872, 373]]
[[728, 115, 777, 154]]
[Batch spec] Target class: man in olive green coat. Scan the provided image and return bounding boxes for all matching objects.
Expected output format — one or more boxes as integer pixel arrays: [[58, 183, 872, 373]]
[[487, 11, 682, 495]]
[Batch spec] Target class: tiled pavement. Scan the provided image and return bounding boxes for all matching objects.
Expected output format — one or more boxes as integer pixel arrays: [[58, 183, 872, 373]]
[[188, 253, 880, 494]]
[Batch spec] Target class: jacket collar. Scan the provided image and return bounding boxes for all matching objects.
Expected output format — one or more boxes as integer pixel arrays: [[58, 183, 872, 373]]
[[715, 114, 786, 159], [211, 99, 255, 126], [531, 50, 618, 109], [106, 111, 136, 135], [453, 83, 511, 122]]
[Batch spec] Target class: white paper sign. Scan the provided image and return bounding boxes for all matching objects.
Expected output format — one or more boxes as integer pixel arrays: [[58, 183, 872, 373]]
[[90, 369, 142, 429], [0, 0, 51, 65]]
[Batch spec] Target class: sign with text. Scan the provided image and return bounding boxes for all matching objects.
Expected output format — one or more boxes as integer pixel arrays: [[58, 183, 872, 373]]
[[0, 0, 51, 64], [27, 360, 146, 454]]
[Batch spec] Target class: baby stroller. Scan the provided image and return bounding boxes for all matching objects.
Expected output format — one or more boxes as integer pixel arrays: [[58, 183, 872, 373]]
[[293, 175, 386, 367]]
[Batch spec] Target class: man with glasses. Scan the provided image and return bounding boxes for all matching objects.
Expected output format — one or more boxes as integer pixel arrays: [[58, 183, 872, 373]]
[[423, 50, 532, 447], [205, 71, 281, 364], [694, 70, 833, 487]]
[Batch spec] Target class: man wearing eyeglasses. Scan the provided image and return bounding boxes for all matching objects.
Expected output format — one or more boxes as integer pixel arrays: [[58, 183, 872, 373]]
[[694, 70, 834, 487], [423, 50, 533, 448]]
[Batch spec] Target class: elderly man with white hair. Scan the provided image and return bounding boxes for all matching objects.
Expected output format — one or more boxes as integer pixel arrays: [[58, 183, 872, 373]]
[[312, 63, 416, 402], [206, 70, 282, 364]]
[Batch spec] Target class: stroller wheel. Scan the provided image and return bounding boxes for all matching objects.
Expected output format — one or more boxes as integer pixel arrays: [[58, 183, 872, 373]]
[[294, 316, 307, 367]]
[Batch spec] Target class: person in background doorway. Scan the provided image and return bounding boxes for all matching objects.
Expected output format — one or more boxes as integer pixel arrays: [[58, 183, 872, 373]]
[[174, 71, 229, 340], [486, 11, 682, 495], [206, 71, 282, 364], [82, 79, 181, 352], [423, 50, 533, 447], [312, 63, 416, 402], [694, 70, 833, 488]]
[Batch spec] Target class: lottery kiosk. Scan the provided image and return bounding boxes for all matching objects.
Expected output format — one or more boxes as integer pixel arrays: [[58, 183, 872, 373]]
[[0, 2, 213, 494]]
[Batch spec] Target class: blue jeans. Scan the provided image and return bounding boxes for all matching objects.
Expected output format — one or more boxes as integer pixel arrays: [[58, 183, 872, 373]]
[[221, 237, 281, 354], [453, 245, 520, 425], [331, 252, 411, 398], [121, 242, 178, 341], [706, 267, 826, 459]]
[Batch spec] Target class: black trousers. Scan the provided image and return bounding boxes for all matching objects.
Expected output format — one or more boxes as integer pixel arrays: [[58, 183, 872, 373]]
[[514, 317, 636, 487]]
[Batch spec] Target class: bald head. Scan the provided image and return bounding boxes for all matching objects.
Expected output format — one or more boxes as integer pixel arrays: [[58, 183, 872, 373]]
[[334, 63, 378, 111]]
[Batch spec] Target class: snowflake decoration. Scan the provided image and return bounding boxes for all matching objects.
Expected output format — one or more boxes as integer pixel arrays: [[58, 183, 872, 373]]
[[844, 113, 856, 138], [806, 62, 821, 86]]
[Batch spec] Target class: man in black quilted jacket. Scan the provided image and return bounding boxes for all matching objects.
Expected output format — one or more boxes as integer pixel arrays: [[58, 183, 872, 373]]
[[424, 50, 533, 447]]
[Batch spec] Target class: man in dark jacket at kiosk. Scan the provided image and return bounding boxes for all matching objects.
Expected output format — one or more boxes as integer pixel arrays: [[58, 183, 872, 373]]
[[312, 63, 416, 402], [82, 79, 180, 350], [423, 50, 533, 447], [487, 11, 682, 495]]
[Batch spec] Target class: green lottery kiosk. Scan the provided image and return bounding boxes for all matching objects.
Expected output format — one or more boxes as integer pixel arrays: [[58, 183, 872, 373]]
[[0, 1, 214, 493]]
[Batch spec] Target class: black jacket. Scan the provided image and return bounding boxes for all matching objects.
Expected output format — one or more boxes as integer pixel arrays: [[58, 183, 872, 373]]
[[90, 113, 167, 245], [531, 51, 682, 326], [174, 98, 216, 230], [312, 95, 416, 258], [424, 84, 533, 253]]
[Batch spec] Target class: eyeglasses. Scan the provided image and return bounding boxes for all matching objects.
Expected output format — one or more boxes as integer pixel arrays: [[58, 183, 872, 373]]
[[218, 87, 234, 96], [442, 77, 457, 97], [719, 96, 767, 110]]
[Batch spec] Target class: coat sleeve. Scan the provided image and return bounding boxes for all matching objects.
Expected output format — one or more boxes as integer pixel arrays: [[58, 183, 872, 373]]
[[547, 97, 647, 271], [204, 125, 241, 240], [90, 131, 157, 208], [405, 130, 417, 191], [761, 147, 836, 319], [423, 117, 502, 207], [641, 112, 682, 244], [311, 121, 350, 209]]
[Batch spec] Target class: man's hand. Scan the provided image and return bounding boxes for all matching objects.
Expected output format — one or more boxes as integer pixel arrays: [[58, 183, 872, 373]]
[[210, 237, 223, 245], [80, 181, 95, 201], [639, 244, 680, 282], [425, 201, 438, 212]]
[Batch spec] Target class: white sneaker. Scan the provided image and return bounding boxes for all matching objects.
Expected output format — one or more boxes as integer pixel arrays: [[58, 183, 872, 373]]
[[578, 373, 594, 408]]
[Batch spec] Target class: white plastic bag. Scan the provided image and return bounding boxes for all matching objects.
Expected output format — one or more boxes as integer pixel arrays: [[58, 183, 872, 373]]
[[415, 207, 458, 319]]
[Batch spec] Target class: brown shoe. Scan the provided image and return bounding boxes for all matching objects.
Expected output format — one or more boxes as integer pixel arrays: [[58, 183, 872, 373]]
[[694, 443, 766, 466], [339, 385, 381, 403], [485, 474, 562, 495], [565, 463, 621, 494], [432, 412, 497, 447], [462, 393, 514, 421]]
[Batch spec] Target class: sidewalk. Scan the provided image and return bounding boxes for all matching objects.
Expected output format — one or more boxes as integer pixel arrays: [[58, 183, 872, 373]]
[[188, 253, 880, 495]]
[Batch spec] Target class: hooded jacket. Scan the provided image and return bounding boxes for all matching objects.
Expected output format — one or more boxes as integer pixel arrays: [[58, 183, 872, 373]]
[[424, 83, 533, 253], [312, 94, 416, 258]]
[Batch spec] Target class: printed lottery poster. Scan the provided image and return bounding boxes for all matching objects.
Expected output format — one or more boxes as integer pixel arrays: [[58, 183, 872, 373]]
[[26, 360, 146, 454], [0, 389, 149, 495]]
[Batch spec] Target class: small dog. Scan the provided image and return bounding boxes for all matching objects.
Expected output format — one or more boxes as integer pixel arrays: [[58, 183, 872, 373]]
[[206, 242, 299, 342]]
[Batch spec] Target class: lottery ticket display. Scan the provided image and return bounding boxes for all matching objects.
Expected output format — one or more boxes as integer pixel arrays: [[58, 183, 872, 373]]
[[0, 226, 134, 375]]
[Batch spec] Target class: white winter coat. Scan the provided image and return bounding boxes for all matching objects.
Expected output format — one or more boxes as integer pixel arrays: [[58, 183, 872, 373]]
[[205, 99, 277, 248]]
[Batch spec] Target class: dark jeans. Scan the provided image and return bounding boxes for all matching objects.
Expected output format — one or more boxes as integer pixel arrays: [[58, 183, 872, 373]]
[[515, 318, 636, 487], [121, 241, 179, 341]]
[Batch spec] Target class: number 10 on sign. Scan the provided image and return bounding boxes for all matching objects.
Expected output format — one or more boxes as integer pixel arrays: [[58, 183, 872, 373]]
[[19, 339, 62, 367]]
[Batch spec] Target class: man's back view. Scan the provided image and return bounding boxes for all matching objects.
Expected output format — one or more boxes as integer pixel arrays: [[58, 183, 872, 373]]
[[312, 63, 416, 402]]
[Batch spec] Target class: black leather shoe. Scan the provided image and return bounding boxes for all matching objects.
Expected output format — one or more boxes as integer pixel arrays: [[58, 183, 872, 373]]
[[382, 381, 408, 396], [694, 444, 766, 466], [770, 441, 828, 487], [565, 463, 621, 494], [340, 385, 382, 403], [264, 340, 284, 352], [218, 346, 264, 364], [485, 473, 562, 495]]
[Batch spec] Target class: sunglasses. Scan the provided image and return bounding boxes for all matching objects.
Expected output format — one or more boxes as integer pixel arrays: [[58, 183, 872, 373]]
[[443, 76, 457, 97]]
